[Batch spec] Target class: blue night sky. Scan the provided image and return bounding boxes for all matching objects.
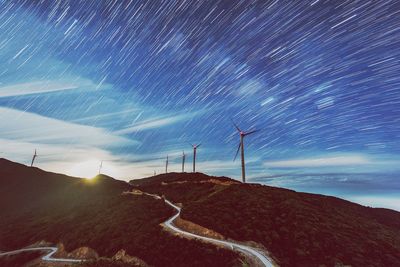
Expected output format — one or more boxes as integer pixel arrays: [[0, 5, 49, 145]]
[[0, 1, 399, 210]]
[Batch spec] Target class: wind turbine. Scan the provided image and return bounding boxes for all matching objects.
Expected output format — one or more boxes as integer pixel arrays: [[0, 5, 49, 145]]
[[233, 122, 258, 183], [191, 144, 201, 173], [98, 160, 103, 175], [182, 151, 186, 172], [30, 149, 37, 167], [165, 155, 169, 174]]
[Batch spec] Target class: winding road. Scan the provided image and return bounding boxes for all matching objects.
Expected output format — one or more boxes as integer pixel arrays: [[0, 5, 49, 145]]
[[0, 192, 275, 266], [0, 246, 83, 263], [147, 193, 275, 267]]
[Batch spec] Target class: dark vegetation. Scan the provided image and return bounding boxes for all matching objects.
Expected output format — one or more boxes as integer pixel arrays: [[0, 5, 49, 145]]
[[0, 159, 243, 267], [0, 251, 43, 267], [131, 172, 400, 267], [131, 172, 235, 187], [82, 259, 146, 267]]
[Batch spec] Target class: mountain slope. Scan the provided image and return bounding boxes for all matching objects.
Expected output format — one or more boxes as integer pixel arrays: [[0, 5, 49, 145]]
[[131, 172, 400, 267], [0, 158, 130, 215], [0, 159, 244, 267]]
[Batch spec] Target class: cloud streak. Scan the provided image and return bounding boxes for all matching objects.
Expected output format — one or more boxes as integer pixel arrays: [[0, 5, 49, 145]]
[[0, 81, 78, 97], [115, 112, 202, 134], [0, 80, 90, 98], [264, 155, 370, 168], [0, 107, 142, 179], [0, 107, 135, 147]]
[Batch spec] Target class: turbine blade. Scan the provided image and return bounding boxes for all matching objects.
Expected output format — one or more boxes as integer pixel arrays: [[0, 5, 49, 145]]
[[231, 119, 241, 132], [245, 129, 259, 136], [233, 142, 241, 161], [197, 143, 201, 148]]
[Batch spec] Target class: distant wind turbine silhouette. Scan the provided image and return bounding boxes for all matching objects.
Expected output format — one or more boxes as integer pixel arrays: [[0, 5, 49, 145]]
[[165, 155, 169, 174], [182, 151, 186, 172], [30, 149, 37, 167], [191, 144, 201, 173], [233, 122, 258, 183], [98, 160, 103, 175]]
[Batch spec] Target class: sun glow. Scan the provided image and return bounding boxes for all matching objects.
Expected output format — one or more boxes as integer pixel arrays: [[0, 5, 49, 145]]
[[67, 159, 101, 179]]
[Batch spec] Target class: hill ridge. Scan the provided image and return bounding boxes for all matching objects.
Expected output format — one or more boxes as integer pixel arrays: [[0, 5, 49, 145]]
[[131, 172, 400, 267]]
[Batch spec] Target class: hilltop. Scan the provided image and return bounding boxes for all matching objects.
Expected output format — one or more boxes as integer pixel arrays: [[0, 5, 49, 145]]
[[131, 172, 400, 267], [0, 159, 244, 267], [2, 159, 399, 267]]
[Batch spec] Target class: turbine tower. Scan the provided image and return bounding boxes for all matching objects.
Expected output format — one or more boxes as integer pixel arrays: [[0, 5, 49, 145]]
[[233, 122, 258, 183], [165, 155, 169, 174], [98, 160, 103, 175], [182, 151, 186, 172], [191, 144, 201, 173], [30, 149, 37, 167]]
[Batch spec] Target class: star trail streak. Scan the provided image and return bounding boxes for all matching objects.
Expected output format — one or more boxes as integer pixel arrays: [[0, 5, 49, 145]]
[[0, 0, 399, 210]]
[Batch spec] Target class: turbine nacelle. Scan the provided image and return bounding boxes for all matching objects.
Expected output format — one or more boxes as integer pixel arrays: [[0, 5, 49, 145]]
[[241, 129, 258, 136], [234, 123, 257, 137], [191, 143, 201, 149]]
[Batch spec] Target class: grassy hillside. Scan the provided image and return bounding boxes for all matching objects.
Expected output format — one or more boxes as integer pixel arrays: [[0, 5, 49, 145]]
[[0, 251, 44, 267], [0, 159, 244, 267], [131, 172, 400, 267]]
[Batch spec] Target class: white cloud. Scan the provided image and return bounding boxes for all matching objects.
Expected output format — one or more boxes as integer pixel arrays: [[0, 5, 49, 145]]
[[0, 137, 155, 180], [115, 112, 201, 134], [0, 107, 135, 147], [0, 116, 208, 180], [72, 108, 140, 123], [0, 107, 140, 180], [0, 79, 107, 98], [344, 195, 400, 211], [0, 138, 110, 164], [264, 155, 370, 168]]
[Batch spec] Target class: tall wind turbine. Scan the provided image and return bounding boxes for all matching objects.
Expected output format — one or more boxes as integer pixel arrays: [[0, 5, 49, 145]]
[[30, 149, 37, 167], [191, 144, 201, 173], [182, 151, 186, 172], [233, 122, 258, 183], [165, 155, 169, 174]]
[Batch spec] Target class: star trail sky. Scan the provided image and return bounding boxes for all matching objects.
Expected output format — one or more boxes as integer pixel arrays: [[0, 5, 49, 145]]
[[0, 1, 399, 210]]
